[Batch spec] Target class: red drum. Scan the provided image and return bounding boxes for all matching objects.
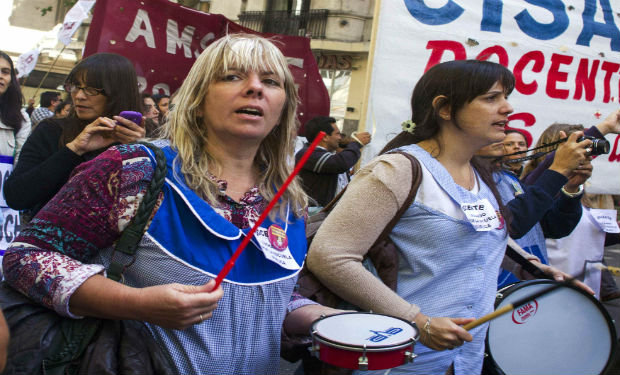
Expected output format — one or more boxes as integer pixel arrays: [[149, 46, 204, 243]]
[[485, 280, 617, 375], [310, 312, 419, 371]]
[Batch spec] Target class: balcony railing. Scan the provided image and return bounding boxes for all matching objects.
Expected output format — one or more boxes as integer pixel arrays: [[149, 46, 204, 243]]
[[238, 9, 328, 39]]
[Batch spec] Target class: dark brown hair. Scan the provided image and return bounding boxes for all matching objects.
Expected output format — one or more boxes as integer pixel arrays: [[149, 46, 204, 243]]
[[380, 60, 515, 233], [60, 53, 142, 145], [0, 51, 26, 132]]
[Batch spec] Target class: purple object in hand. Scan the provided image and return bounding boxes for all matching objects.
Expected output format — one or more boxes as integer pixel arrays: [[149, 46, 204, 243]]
[[117, 111, 142, 126]]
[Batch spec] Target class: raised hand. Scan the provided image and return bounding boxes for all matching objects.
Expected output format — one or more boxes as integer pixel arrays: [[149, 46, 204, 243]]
[[549, 131, 591, 177], [66, 116, 146, 156]]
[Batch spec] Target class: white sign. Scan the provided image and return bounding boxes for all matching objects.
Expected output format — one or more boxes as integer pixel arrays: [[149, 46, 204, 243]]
[[366, 0, 620, 193], [461, 199, 501, 231], [16, 49, 40, 79], [0, 157, 18, 253], [590, 208, 620, 233], [0, 208, 20, 255], [57, 0, 96, 46]]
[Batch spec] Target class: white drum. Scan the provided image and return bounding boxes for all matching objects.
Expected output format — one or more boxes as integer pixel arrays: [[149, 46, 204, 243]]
[[485, 280, 616, 375], [310, 312, 419, 370]]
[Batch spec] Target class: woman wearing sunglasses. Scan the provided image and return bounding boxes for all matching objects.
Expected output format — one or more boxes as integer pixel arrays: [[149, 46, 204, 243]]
[[4, 53, 145, 218]]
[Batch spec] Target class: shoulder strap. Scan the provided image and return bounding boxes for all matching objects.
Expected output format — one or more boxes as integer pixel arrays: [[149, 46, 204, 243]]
[[308, 151, 422, 241], [505, 245, 550, 279], [107, 142, 167, 282], [370, 151, 422, 247]]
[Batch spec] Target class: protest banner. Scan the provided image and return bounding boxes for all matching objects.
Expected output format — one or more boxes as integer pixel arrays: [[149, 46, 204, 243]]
[[365, 0, 620, 193], [16, 48, 40, 79], [0, 155, 19, 255], [84, 0, 329, 128]]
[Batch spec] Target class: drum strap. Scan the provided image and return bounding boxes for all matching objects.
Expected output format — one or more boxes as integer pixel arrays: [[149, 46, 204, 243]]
[[505, 245, 550, 279]]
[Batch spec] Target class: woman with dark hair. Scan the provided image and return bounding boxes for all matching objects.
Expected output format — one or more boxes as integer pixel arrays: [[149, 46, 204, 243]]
[[141, 92, 160, 137], [307, 60, 576, 375], [4, 53, 145, 216], [153, 93, 170, 124], [53, 100, 72, 118], [0, 51, 31, 163]]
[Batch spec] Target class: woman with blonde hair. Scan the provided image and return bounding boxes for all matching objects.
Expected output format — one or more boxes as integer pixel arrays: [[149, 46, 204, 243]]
[[3, 33, 338, 375]]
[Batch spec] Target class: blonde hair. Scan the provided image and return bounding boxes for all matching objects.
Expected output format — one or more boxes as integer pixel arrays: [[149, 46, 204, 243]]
[[161, 33, 307, 218], [521, 123, 584, 178]]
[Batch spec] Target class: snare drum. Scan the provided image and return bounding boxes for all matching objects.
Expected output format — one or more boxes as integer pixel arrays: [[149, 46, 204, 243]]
[[310, 312, 419, 371], [485, 280, 617, 375]]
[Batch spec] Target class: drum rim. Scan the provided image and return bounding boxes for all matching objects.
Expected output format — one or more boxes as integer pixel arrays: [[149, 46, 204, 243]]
[[311, 311, 420, 351], [486, 279, 618, 375]]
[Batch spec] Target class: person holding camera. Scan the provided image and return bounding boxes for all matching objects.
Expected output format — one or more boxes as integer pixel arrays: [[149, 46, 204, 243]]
[[477, 130, 592, 288], [522, 122, 619, 298], [521, 109, 620, 184]]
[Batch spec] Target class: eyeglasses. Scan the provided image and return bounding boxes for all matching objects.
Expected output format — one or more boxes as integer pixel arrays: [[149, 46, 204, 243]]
[[64, 83, 105, 96]]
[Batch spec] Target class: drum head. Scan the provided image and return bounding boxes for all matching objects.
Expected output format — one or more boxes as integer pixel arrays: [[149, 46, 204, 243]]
[[487, 280, 616, 375], [312, 312, 417, 349]]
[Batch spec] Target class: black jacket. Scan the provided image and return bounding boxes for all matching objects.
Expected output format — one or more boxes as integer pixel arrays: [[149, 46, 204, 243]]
[[296, 142, 362, 207]]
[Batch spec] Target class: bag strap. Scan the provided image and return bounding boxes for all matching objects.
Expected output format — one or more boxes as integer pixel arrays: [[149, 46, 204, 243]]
[[505, 245, 550, 279], [370, 151, 422, 247], [107, 142, 167, 282]]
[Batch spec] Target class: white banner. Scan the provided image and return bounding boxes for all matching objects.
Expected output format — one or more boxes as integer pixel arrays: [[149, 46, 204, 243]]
[[0, 156, 18, 254], [57, 0, 96, 46], [366, 0, 620, 194], [0, 208, 20, 255], [16, 48, 40, 78]]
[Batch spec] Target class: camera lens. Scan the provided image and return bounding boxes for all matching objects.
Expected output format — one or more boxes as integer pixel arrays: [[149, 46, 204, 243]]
[[591, 138, 610, 155], [577, 136, 610, 156]]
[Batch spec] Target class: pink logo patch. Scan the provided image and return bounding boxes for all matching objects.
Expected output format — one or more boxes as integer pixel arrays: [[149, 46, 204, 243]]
[[512, 300, 538, 324], [268, 225, 288, 251], [496, 210, 505, 230]]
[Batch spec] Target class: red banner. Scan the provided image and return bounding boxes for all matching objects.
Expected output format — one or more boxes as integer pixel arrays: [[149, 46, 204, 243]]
[[84, 0, 329, 128]]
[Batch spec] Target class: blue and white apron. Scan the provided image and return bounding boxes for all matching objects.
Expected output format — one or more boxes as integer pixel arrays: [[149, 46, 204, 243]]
[[102, 144, 307, 375]]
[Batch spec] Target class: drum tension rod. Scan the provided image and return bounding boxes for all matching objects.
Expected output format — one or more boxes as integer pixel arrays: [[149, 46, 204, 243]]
[[358, 344, 368, 371]]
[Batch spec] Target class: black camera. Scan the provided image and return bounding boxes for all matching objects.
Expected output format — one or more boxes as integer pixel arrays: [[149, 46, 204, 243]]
[[577, 135, 610, 156]]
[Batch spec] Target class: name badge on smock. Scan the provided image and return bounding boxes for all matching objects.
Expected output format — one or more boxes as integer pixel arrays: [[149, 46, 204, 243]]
[[254, 224, 302, 270], [461, 199, 500, 231], [590, 208, 620, 233]]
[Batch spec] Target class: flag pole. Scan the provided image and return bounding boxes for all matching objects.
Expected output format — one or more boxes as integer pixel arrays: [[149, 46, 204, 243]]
[[31, 45, 67, 100]]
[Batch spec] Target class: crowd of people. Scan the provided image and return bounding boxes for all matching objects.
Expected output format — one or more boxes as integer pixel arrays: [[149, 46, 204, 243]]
[[0, 32, 617, 375]]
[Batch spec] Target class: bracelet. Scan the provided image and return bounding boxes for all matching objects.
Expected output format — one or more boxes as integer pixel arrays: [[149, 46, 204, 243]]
[[423, 316, 432, 338], [560, 184, 584, 198], [350, 132, 365, 146]]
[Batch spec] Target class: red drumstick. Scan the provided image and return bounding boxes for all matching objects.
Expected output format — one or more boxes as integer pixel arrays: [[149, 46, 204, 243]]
[[212, 131, 326, 289]]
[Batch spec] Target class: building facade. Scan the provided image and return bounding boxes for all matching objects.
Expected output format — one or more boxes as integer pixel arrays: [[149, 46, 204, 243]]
[[4, 0, 375, 134], [4, 0, 85, 103]]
